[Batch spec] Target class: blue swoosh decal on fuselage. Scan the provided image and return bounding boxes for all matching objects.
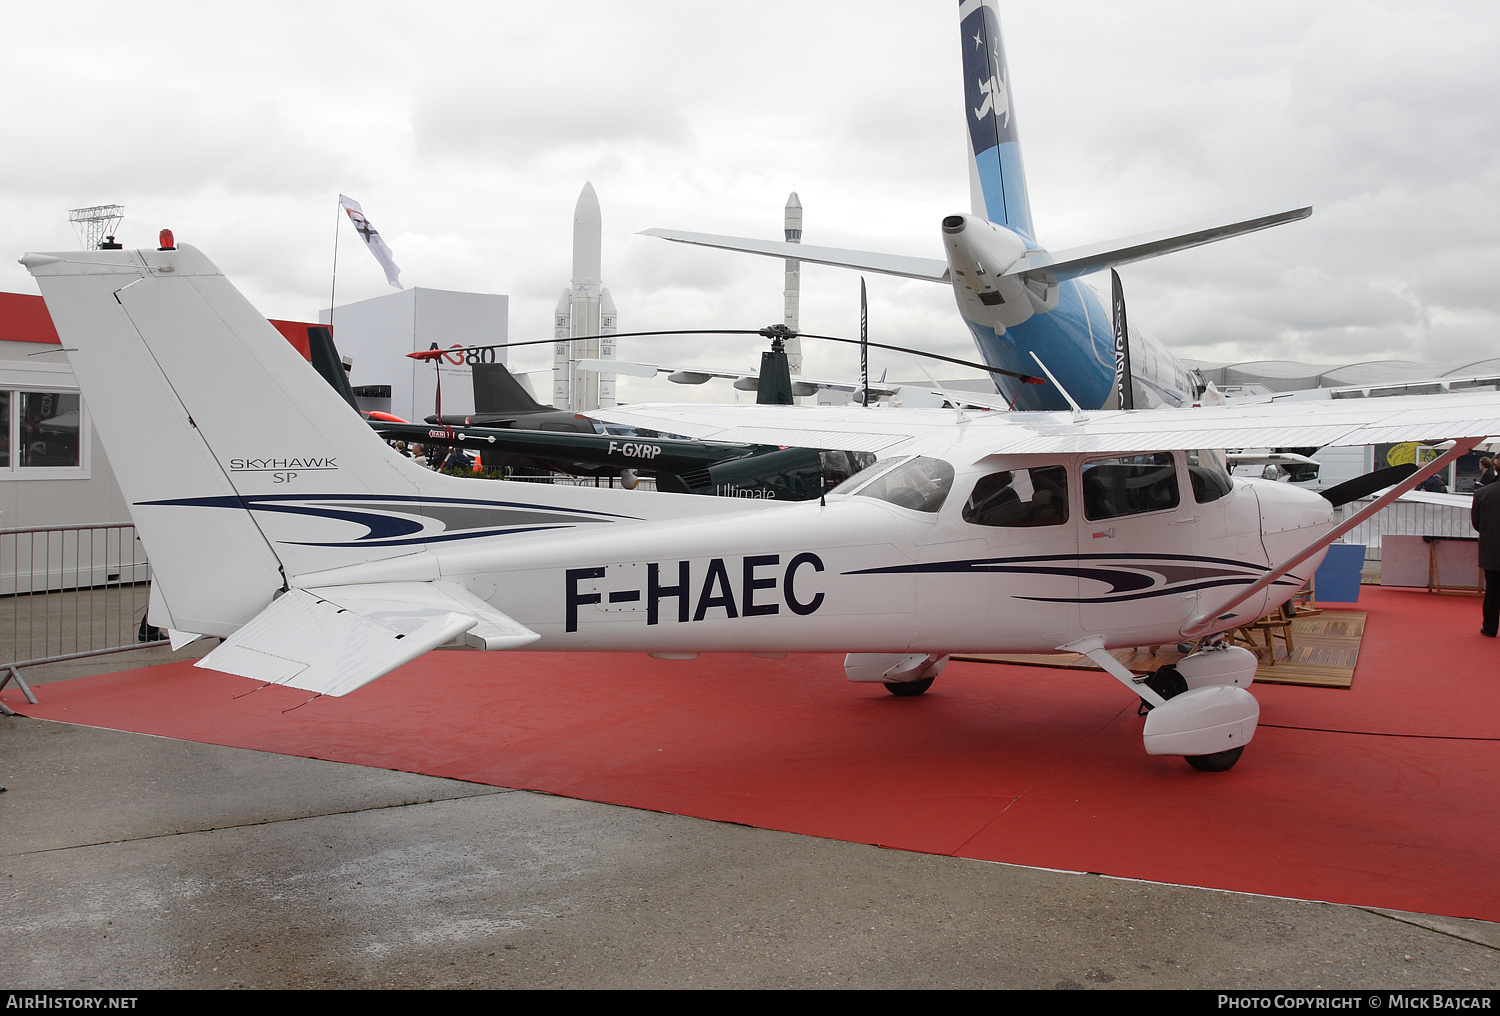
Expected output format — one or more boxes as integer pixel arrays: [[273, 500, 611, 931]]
[[846, 552, 1303, 605], [135, 493, 643, 548]]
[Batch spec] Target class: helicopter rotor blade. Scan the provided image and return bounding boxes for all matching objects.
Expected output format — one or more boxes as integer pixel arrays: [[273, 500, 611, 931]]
[[410, 328, 1045, 385]]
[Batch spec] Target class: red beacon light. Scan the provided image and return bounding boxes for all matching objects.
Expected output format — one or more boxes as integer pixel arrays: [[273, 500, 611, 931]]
[[158, 229, 175, 251]]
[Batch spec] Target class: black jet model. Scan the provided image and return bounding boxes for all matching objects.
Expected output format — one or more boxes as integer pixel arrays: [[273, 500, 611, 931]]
[[294, 324, 874, 500], [383, 337, 873, 499], [369, 415, 873, 500]]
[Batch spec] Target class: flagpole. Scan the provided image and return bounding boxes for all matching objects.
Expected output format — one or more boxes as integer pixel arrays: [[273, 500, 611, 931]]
[[859, 278, 869, 407], [328, 198, 342, 331]]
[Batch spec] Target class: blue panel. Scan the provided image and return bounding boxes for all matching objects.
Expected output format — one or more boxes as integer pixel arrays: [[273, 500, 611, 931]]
[[1313, 544, 1366, 603], [973, 145, 1033, 240], [995, 143, 1033, 241], [974, 148, 1001, 222]]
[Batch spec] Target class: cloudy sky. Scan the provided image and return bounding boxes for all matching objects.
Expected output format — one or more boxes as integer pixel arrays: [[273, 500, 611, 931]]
[[4, 1, 1497, 400]]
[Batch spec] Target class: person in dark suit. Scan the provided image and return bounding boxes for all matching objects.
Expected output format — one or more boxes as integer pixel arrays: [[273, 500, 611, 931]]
[[1473, 478, 1500, 637]]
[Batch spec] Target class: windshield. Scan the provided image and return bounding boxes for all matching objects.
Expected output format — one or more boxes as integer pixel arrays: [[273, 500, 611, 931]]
[[837, 455, 955, 513]]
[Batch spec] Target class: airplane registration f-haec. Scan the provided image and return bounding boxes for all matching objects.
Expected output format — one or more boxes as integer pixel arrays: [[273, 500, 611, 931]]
[[22, 245, 1500, 770]]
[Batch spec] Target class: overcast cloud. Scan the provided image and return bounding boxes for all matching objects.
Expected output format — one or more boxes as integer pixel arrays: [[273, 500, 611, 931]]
[[3, 1, 1496, 400]]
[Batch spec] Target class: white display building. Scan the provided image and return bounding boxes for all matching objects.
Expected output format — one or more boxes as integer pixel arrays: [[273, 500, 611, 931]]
[[321, 288, 509, 422]]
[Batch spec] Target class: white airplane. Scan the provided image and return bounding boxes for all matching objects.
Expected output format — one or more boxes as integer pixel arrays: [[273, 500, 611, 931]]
[[576, 354, 972, 407], [22, 243, 1500, 773], [642, 0, 1310, 413]]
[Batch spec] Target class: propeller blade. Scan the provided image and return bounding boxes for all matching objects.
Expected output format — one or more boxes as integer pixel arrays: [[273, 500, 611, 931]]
[[1320, 463, 1419, 508]]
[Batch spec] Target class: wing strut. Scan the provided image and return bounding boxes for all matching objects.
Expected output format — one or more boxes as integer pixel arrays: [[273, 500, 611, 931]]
[[1182, 438, 1482, 637]]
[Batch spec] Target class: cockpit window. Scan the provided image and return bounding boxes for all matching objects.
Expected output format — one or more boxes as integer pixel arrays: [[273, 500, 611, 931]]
[[819, 449, 878, 492], [830, 455, 906, 497], [837, 455, 955, 513], [1081, 453, 1180, 520], [964, 465, 1069, 527], [1187, 449, 1233, 504]]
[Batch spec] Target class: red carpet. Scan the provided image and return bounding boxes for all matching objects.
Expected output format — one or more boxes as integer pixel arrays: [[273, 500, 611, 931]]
[[9, 585, 1499, 922]]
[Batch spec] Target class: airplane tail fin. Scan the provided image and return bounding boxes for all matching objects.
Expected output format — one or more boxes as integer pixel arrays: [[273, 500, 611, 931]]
[[960, 0, 1034, 240], [307, 324, 362, 413], [472, 362, 548, 416], [24, 244, 754, 696], [21, 245, 445, 637]]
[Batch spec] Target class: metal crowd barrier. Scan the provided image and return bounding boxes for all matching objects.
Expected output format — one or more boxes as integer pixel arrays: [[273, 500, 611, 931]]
[[0, 523, 164, 714], [1341, 495, 1476, 560]]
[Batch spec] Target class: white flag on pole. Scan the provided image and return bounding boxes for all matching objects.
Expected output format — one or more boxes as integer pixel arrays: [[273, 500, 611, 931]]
[[338, 194, 403, 290]]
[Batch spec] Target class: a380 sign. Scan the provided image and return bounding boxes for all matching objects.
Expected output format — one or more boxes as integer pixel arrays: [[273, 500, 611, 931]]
[[428, 343, 497, 366]]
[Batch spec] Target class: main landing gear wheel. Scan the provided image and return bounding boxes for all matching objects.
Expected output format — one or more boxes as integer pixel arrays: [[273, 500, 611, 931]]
[[884, 677, 934, 697], [1138, 665, 1187, 715], [1186, 746, 1244, 772]]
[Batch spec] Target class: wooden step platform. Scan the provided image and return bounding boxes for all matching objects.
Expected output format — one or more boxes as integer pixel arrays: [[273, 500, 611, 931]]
[[957, 610, 1366, 689]]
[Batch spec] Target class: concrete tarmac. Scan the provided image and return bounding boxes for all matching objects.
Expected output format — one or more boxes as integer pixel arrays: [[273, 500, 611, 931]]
[[1, 647, 1497, 990]]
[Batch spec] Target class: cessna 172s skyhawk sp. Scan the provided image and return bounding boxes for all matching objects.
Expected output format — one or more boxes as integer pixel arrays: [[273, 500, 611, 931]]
[[23, 244, 1500, 771]]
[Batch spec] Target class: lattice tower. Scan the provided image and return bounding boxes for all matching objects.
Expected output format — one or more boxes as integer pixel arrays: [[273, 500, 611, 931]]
[[68, 205, 125, 249]]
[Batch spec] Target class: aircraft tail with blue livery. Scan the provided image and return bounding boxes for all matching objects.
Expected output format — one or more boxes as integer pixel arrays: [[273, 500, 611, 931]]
[[643, 0, 1309, 413]]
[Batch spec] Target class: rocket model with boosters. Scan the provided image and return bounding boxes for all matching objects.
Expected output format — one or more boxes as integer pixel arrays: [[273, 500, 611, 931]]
[[552, 182, 618, 412]]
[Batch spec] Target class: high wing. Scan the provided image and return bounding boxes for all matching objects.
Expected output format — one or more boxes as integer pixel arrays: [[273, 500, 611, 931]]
[[198, 581, 540, 697], [591, 390, 1500, 459]]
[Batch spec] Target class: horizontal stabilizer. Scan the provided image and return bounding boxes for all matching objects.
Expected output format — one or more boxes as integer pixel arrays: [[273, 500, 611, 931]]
[[1007, 207, 1312, 282], [196, 582, 539, 696], [640, 228, 951, 283], [307, 582, 541, 652]]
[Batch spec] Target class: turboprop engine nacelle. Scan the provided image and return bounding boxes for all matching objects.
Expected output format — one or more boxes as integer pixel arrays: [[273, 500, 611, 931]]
[[941, 214, 1059, 329]]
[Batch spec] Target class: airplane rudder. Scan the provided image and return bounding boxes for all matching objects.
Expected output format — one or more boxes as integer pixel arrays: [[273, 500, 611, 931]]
[[959, 0, 1034, 239], [25, 248, 289, 634]]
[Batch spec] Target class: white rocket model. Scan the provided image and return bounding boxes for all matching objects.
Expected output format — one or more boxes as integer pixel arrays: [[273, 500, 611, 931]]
[[783, 192, 803, 382], [552, 182, 617, 411]]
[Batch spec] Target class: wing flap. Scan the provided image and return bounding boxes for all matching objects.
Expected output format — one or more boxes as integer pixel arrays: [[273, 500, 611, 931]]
[[196, 582, 539, 696]]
